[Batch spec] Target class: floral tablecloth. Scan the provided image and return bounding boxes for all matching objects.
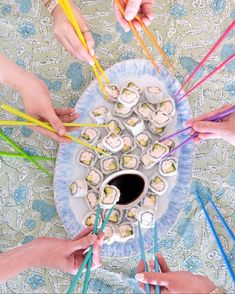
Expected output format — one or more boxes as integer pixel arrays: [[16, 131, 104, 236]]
[[0, 0, 235, 293]]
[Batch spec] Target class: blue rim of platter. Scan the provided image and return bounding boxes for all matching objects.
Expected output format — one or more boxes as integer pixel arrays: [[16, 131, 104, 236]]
[[54, 59, 194, 258]]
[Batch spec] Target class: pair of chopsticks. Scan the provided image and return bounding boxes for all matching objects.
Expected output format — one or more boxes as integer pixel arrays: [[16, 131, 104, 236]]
[[137, 220, 160, 294], [160, 104, 235, 158], [1, 104, 106, 155], [67, 205, 115, 294], [195, 186, 235, 283], [175, 21, 235, 102], [0, 121, 107, 128], [58, 0, 110, 99], [114, 0, 174, 74]]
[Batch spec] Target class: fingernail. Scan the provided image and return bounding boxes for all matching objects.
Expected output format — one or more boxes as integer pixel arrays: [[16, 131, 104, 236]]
[[135, 273, 144, 281], [90, 49, 95, 56], [59, 128, 65, 136], [125, 12, 132, 21]]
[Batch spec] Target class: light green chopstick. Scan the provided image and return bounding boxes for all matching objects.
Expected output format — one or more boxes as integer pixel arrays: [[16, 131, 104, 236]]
[[0, 131, 50, 175], [0, 151, 56, 160]]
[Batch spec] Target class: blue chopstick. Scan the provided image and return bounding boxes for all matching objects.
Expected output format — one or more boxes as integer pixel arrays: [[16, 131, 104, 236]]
[[137, 221, 151, 294], [195, 190, 235, 283], [153, 222, 160, 294]]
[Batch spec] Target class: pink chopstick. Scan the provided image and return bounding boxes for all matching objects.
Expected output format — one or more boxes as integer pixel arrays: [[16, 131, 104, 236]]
[[176, 53, 235, 102], [175, 21, 235, 98]]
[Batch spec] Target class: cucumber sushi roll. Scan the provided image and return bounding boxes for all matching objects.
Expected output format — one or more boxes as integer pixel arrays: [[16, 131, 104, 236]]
[[140, 150, 156, 169], [85, 190, 99, 209], [83, 211, 102, 228], [126, 207, 138, 222], [80, 128, 100, 144], [161, 138, 177, 152], [150, 173, 168, 195], [126, 81, 141, 94], [95, 140, 111, 158], [145, 86, 163, 104], [135, 132, 152, 149], [103, 224, 115, 244], [134, 102, 154, 120], [100, 156, 119, 174], [121, 134, 137, 153], [104, 208, 122, 224], [120, 154, 140, 170], [104, 84, 120, 102], [106, 118, 124, 135], [142, 193, 158, 209], [159, 98, 175, 116], [148, 122, 167, 136], [85, 167, 104, 188], [125, 116, 145, 136], [150, 109, 171, 128], [137, 208, 155, 228], [102, 133, 124, 153], [118, 87, 140, 108], [90, 106, 109, 124], [118, 222, 135, 242], [113, 102, 133, 118], [77, 149, 97, 167], [149, 141, 169, 162], [70, 179, 88, 197], [159, 157, 178, 177], [100, 185, 120, 209]]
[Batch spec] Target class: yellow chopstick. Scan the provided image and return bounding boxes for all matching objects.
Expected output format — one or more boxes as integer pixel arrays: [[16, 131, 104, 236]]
[[1, 105, 107, 155], [0, 121, 107, 127], [114, 0, 160, 74], [122, 0, 174, 71]]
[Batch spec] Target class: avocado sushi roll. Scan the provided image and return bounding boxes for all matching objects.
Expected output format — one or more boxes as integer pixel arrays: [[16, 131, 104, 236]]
[[149, 141, 169, 162], [95, 140, 111, 158], [85, 190, 99, 209], [159, 157, 178, 177], [137, 208, 155, 228], [113, 102, 132, 118], [104, 208, 122, 224], [161, 138, 177, 152], [148, 122, 166, 136], [104, 84, 120, 102], [100, 156, 119, 174], [118, 87, 140, 108], [150, 109, 171, 128], [145, 86, 163, 104], [120, 154, 140, 170], [134, 102, 154, 120], [100, 185, 120, 209], [118, 223, 135, 242], [121, 135, 136, 153], [142, 193, 158, 209], [83, 211, 102, 227], [81, 128, 100, 144], [77, 149, 97, 167], [140, 150, 156, 169], [102, 133, 124, 153], [70, 179, 88, 197], [85, 167, 104, 188], [90, 106, 109, 124], [125, 116, 145, 136], [103, 224, 115, 244], [159, 98, 175, 116], [126, 207, 138, 222], [150, 173, 168, 195], [106, 118, 124, 135], [135, 132, 152, 149], [126, 81, 141, 94]]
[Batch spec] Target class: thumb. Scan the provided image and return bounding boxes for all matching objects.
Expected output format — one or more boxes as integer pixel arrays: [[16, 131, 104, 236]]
[[47, 110, 66, 136], [135, 272, 172, 287], [124, 0, 142, 21], [67, 234, 97, 252], [192, 121, 226, 136]]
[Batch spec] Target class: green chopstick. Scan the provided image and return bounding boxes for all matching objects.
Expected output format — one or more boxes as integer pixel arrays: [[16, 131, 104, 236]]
[[67, 206, 115, 294], [0, 131, 50, 175], [0, 151, 56, 161]]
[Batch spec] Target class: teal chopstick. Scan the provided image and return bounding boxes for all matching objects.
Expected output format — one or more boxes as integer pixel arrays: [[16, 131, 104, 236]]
[[153, 222, 160, 294], [82, 205, 101, 294], [195, 190, 235, 283], [67, 206, 115, 294], [0, 151, 56, 160], [0, 131, 49, 175], [137, 221, 151, 294]]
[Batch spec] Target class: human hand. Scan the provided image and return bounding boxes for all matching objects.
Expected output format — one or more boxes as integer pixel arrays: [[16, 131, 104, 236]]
[[52, 1, 94, 63], [186, 104, 235, 146], [30, 227, 104, 274], [135, 253, 216, 293], [17, 72, 79, 143], [114, 0, 154, 32]]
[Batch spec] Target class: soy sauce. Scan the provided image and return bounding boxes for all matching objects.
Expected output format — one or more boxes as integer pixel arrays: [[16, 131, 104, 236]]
[[109, 174, 144, 205]]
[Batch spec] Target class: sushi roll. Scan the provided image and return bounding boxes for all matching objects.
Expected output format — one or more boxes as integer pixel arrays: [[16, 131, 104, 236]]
[[104, 208, 122, 224], [126, 207, 138, 222], [77, 149, 97, 167], [159, 98, 175, 116], [70, 179, 88, 197], [150, 173, 168, 195], [118, 87, 140, 108], [126, 81, 141, 94], [161, 138, 177, 152], [103, 224, 115, 244], [85, 190, 99, 209], [148, 122, 166, 137], [118, 222, 135, 242], [83, 211, 102, 228], [102, 133, 124, 153], [145, 86, 163, 104], [125, 116, 145, 136], [120, 154, 140, 170], [149, 142, 169, 162], [150, 109, 171, 128], [100, 185, 120, 209], [137, 208, 155, 228], [159, 157, 178, 177], [100, 156, 119, 174], [121, 135, 136, 153], [80, 128, 100, 144], [106, 118, 124, 135], [104, 84, 120, 102], [113, 102, 132, 118], [135, 132, 152, 149], [85, 167, 104, 188], [134, 102, 154, 120], [142, 193, 158, 209], [90, 106, 109, 124], [95, 140, 111, 158], [140, 150, 156, 169]]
